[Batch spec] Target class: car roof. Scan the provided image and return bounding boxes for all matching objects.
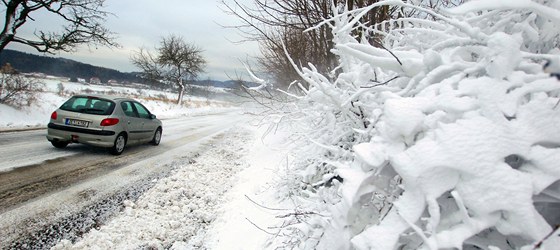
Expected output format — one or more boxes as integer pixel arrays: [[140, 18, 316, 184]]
[[73, 94, 135, 102]]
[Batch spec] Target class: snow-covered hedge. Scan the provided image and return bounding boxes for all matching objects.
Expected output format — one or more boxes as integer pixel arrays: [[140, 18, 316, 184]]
[[272, 0, 560, 249]]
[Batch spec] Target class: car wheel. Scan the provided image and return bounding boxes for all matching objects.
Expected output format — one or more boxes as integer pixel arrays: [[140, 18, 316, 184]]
[[111, 133, 127, 155], [51, 140, 69, 148], [151, 128, 162, 146]]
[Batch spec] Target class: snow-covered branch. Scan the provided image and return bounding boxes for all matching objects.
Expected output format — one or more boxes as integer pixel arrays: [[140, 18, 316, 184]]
[[270, 0, 560, 249]]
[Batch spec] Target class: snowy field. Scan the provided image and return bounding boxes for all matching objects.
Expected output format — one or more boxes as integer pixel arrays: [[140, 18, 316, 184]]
[[0, 78, 236, 131]]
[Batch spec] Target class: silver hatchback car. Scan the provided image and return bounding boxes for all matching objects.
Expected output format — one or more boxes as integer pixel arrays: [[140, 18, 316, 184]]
[[47, 94, 163, 155]]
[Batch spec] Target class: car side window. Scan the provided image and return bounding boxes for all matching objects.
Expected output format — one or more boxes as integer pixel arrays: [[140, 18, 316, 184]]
[[121, 102, 138, 117], [133, 102, 151, 119]]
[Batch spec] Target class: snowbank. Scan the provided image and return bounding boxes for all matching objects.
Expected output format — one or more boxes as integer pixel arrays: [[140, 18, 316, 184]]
[[264, 0, 560, 249], [51, 125, 263, 249], [204, 127, 294, 250], [43, 120, 295, 250], [0, 92, 65, 129]]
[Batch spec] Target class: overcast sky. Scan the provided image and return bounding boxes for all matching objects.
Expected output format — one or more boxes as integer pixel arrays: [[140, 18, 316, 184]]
[[6, 0, 259, 81]]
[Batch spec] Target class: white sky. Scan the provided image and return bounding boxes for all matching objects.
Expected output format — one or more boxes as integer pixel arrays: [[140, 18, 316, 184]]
[[6, 0, 259, 81]]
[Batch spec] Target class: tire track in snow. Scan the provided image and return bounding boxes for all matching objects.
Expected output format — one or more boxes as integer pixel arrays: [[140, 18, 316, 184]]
[[8, 126, 254, 250], [0, 112, 248, 249]]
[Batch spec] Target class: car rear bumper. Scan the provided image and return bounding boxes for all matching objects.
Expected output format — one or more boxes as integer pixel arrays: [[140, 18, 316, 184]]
[[47, 123, 116, 148], [48, 123, 116, 136]]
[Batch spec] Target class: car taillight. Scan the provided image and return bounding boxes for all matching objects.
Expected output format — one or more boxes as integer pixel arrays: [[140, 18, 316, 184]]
[[100, 118, 119, 126], [51, 111, 57, 120]]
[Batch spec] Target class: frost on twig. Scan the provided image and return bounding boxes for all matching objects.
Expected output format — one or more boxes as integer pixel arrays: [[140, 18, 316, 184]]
[[533, 224, 560, 250], [268, 0, 560, 249]]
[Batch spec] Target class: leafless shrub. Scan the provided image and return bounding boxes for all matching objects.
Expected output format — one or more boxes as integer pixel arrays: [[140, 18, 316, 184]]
[[57, 82, 65, 96], [0, 73, 44, 108], [107, 89, 118, 96]]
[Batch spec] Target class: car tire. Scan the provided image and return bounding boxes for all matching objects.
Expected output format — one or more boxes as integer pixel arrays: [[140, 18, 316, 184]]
[[51, 140, 69, 148], [110, 133, 127, 155], [151, 127, 162, 146]]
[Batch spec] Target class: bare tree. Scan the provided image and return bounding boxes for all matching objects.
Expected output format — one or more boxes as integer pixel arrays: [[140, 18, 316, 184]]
[[221, 0, 335, 89], [256, 27, 310, 88], [221, 0, 396, 90], [0, 0, 118, 54], [131, 34, 206, 105]]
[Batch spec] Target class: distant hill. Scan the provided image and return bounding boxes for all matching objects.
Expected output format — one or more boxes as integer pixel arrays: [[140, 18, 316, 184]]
[[0, 49, 142, 83], [0, 49, 254, 89]]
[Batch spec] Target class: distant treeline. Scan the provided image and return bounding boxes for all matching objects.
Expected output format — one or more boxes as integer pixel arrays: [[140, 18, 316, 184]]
[[0, 49, 143, 83], [0, 49, 248, 89]]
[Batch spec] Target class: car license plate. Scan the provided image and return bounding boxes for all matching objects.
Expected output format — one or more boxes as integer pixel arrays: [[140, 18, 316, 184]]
[[65, 118, 89, 127]]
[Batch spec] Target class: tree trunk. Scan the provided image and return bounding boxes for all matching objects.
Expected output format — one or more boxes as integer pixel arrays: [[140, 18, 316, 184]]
[[0, 0, 20, 54], [177, 78, 184, 105], [0, 35, 12, 53]]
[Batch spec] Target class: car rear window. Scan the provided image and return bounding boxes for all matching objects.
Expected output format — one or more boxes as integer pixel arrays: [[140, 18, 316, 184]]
[[60, 96, 115, 115]]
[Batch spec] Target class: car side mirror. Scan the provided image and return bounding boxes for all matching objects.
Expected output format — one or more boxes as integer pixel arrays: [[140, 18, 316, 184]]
[[150, 114, 157, 119]]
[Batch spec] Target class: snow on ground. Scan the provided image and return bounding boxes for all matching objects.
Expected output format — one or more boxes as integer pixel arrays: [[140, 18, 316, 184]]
[[0, 79, 237, 131], [204, 128, 294, 250], [0, 92, 65, 129], [2, 77, 296, 248], [50, 124, 292, 250]]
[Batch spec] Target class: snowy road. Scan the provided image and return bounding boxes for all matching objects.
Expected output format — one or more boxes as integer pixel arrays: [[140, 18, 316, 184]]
[[0, 111, 247, 249]]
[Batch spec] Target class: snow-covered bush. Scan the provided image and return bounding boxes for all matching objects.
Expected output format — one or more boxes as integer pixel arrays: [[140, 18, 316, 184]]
[[270, 0, 560, 249]]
